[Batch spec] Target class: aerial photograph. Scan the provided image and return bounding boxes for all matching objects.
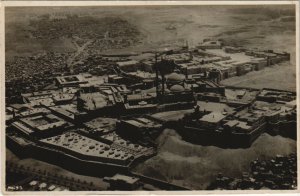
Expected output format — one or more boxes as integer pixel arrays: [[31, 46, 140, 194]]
[[4, 4, 297, 192]]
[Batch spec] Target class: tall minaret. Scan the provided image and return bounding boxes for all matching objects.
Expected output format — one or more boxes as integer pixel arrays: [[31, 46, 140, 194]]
[[76, 90, 81, 111], [189, 51, 193, 61], [155, 53, 159, 98], [186, 40, 189, 50]]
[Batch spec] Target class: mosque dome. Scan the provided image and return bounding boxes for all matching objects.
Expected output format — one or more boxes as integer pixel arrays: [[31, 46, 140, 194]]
[[166, 73, 185, 82], [143, 87, 156, 93], [169, 84, 185, 92]]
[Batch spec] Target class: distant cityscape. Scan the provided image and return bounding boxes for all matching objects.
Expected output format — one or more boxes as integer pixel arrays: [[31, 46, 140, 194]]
[[6, 36, 297, 191], [4, 3, 298, 192]]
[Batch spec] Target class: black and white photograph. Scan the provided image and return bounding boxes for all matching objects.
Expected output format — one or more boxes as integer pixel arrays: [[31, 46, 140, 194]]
[[3, 1, 299, 193]]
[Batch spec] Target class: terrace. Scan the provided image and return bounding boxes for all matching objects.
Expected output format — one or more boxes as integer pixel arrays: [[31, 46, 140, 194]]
[[40, 132, 136, 164]]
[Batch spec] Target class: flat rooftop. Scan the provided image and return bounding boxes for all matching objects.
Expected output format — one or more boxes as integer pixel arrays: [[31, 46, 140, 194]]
[[258, 89, 296, 98], [80, 92, 112, 110], [116, 60, 139, 67], [56, 75, 86, 85], [225, 88, 260, 103], [7, 133, 33, 147], [20, 114, 67, 132], [199, 112, 226, 123], [206, 49, 261, 63], [27, 97, 55, 107], [197, 101, 234, 114], [101, 132, 154, 156], [52, 93, 74, 102], [151, 109, 193, 122], [40, 132, 135, 161], [128, 71, 156, 79], [19, 107, 51, 117], [123, 117, 162, 129], [50, 103, 83, 117], [62, 87, 79, 94], [85, 117, 117, 131]]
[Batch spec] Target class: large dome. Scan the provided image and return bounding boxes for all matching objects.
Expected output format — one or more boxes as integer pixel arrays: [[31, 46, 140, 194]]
[[166, 73, 185, 82], [169, 84, 185, 92]]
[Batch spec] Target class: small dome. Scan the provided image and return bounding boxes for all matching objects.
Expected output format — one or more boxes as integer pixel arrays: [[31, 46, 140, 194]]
[[185, 85, 191, 90], [164, 89, 171, 93], [166, 73, 185, 82], [170, 84, 185, 92], [142, 87, 156, 93]]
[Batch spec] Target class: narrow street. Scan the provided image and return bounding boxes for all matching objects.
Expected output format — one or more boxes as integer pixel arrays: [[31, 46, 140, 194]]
[[67, 37, 92, 68]]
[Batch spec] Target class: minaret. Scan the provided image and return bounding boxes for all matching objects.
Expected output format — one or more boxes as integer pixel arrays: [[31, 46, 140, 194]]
[[185, 67, 188, 80], [12, 109, 16, 118], [160, 56, 165, 98], [189, 51, 193, 61], [155, 53, 159, 98], [186, 40, 189, 50], [76, 90, 81, 111]]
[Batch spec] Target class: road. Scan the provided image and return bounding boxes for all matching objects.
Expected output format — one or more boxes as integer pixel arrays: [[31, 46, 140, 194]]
[[6, 161, 108, 191], [67, 37, 92, 69]]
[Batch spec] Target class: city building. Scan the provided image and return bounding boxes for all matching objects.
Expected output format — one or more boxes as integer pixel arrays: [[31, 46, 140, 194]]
[[11, 113, 71, 138], [198, 40, 222, 49], [104, 174, 140, 190], [56, 75, 88, 87]]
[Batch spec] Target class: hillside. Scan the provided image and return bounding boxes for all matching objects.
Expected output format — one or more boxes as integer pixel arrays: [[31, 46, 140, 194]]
[[133, 129, 296, 189]]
